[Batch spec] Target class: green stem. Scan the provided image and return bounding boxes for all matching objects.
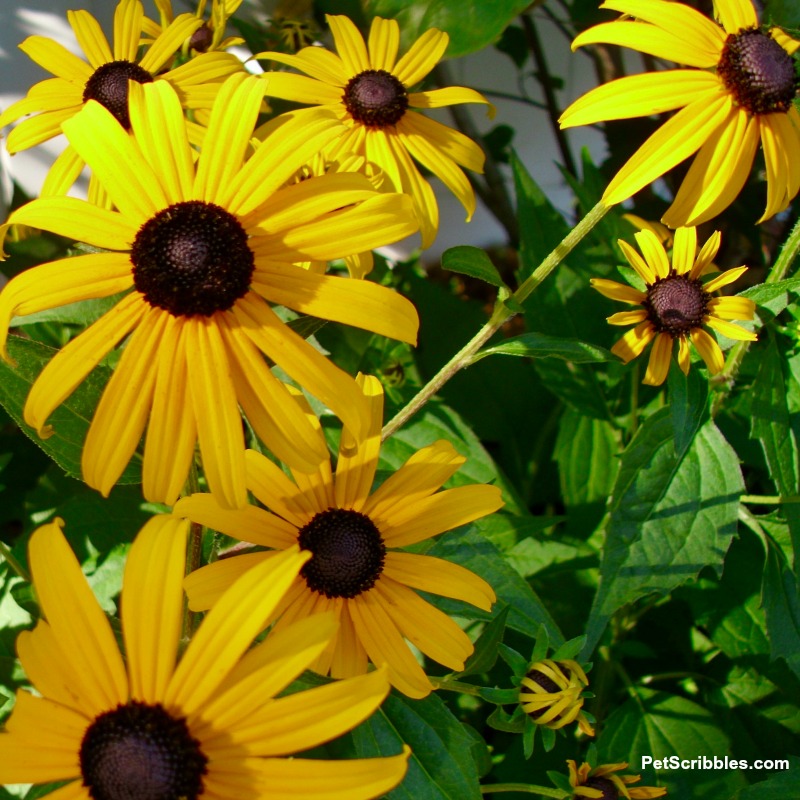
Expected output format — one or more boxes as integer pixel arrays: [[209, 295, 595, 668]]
[[429, 676, 483, 696], [766, 213, 800, 285], [741, 494, 800, 505], [382, 201, 609, 439], [0, 539, 29, 582], [480, 784, 568, 798]]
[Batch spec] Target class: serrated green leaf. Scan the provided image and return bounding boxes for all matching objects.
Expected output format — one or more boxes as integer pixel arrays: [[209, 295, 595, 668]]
[[456, 604, 509, 678], [441, 246, 509, 291], [584, 413, 743, 654], [473, 332, 614, 363], [599, 688, 744, 798], [349, 691, 483, 800], [362, 0, 534, 58], [0, 337, 141, 485], [734, 759, 800, 799], [741, 277, 800, 317], [750, 333, 800, 564]]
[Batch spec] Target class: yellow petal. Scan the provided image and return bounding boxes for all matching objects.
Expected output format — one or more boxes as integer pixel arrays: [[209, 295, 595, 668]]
[[409, 86, 494, 116], [139, 12, 203, 73], [671, 227, 697, 275], [327, 14, 370, 75], [255, 48, 348, 85], [603, 90, 730, 206], [690, 327, 725, 373], [634, 229, 670, 279], [618, 240, 656, 284], [705, 316, 757, 340], [368, 16, 400, 72], [261, 70, 344, 105], [23, 293, 145, 437], [112, 0, 144, 62], [707, 295, 755, 320], [184, 315, 248, 509], [381, 484, 504, 547], [677, 335, 691, 374], [643, 331, 673, 385], [689, 230, 722, 279], [704, 265, 749, 292], [123, 515, 189, 704], [607, 309, 649, 326], [591, 277, 647, 305], [5, 107, 81, 152], [166, 547, 310, 714], [67, 9, 112, 67], [81, 308, 165, 497], [28, 520, 128, 714], [714, 0, 758, 34], [611, 320, 656, 363], [393, 27, 449, 87], [18, 35, 93, 83], [384, 550, 496, 611], [400, 108, 486, 172], [760, 113, 793, 222]]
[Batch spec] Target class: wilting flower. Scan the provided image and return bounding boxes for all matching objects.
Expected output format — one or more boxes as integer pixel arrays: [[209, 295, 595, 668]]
[[559, 0, 800, 226], [0, 74, 419, 508], [174, 375, 504, 698], [519, 659, 595, 736], [568, 760, 667, 798], [256, 14, 494, 248], [0, 0, 243, 197], [0, 517, 409, 800], [592, 227, 756, 385]]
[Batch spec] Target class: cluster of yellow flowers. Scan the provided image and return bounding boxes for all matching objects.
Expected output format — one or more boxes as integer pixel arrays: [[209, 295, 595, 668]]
[[0, 0, 794, 795]]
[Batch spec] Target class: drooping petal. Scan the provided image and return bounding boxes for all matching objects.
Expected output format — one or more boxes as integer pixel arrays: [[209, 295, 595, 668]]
[[384, 551, 496, 610], [398, 109, 486, 172], [677, 335, 692, 374], [142, 316, 197, 505], [330, 605, 369, 678], [27, 520, 128, 715], [23, 293, 145, 437], [81, 307, 165, 497], [602, 90, 730, 206], [610, 321, 656, 363], [183, 553, 273, 612], [349, 594, 433, 698], [759, 114, 793, 222], [380, 484, 504, 547], [41, 145, 85, 197], [184, 314, 248, 509], [690, 327, 725, 373], [5, 107, 79, 151], [643, 331, 673, 385], [123, 515, 189, 704], [251, 259, 418, 344], [165, 547, 309, 715], [175, 493, 298, 550]]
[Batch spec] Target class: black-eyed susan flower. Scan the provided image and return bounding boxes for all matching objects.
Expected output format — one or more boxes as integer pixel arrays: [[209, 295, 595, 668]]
[[174, 375, 504, 699], [519, 659, 595, 737], [255, 14, 494, 248], [568, 760, 667, 798], [0, 74, 419, 508], [591, 226, 756, 386], [0, 0, 243, 198], [0, 517, 410, 800], [559, 0, 800, 226], [146, 0, 246, 55]]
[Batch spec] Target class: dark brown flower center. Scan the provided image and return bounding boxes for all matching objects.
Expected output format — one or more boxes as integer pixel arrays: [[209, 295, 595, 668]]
[[190, 23, 214, 53], [131, 200, 254, 317], [581, 777, 618, 800], [80, 701, 208, 800], [644, 272, 709, 337], [524, 665, 571, 719], [718, 28, 797, 114], [343, 69, 409, 127], [298, 508, 386, 598], [83, 60, 154, 129]]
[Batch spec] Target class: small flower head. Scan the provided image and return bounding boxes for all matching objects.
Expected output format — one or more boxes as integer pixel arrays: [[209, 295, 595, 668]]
[[591, 227, 756, 386], [519, 659, 595, 736], [568, 760, 667, 799]]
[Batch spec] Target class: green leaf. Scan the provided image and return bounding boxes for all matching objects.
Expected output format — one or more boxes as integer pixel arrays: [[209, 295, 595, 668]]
[[473, 332, 614, 363], [761, 535, 800, 680], [741, 277, 800, 317], [421, 527, 564, 646], [667, 363, 709, 455], [348, 691, 483, 800], [362, 0, 535, 58], [599, 688, 745, 798], [0, 336, 141, 485], [584, 412, 743, 654], [10, 293, 127, 329], [749, 333, 800, 563], [456, 604, 510, 678], [733, 757, 800, 798], [441, 246, 509, 291]]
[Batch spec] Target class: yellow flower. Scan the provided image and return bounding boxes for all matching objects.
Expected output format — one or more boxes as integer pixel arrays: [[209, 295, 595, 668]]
[[519, 659, 595, 736], [255, 14, 494, 248], [0, 517, 409, 799], [568, 760, 667, 798], [591, 227, 756, 386], [174, 375, 504, 699], [559, 0, 800, 226], [147, 0, 246, 54], [0, 74, 419, 508], [0, 0, 243, 198]]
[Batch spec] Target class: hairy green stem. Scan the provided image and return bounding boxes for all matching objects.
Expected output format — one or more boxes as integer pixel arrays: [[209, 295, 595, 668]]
[[382, 201, 609, 439], [429, 676, 483, 696], [741, 494, 800, 505], [0, 539, 29, 582], [480, 784, 568, 798]]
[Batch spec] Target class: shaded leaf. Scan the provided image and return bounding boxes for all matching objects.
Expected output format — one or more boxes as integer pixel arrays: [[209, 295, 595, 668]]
[[441, 246, 509, 291], [473, 332, 614, 363]]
